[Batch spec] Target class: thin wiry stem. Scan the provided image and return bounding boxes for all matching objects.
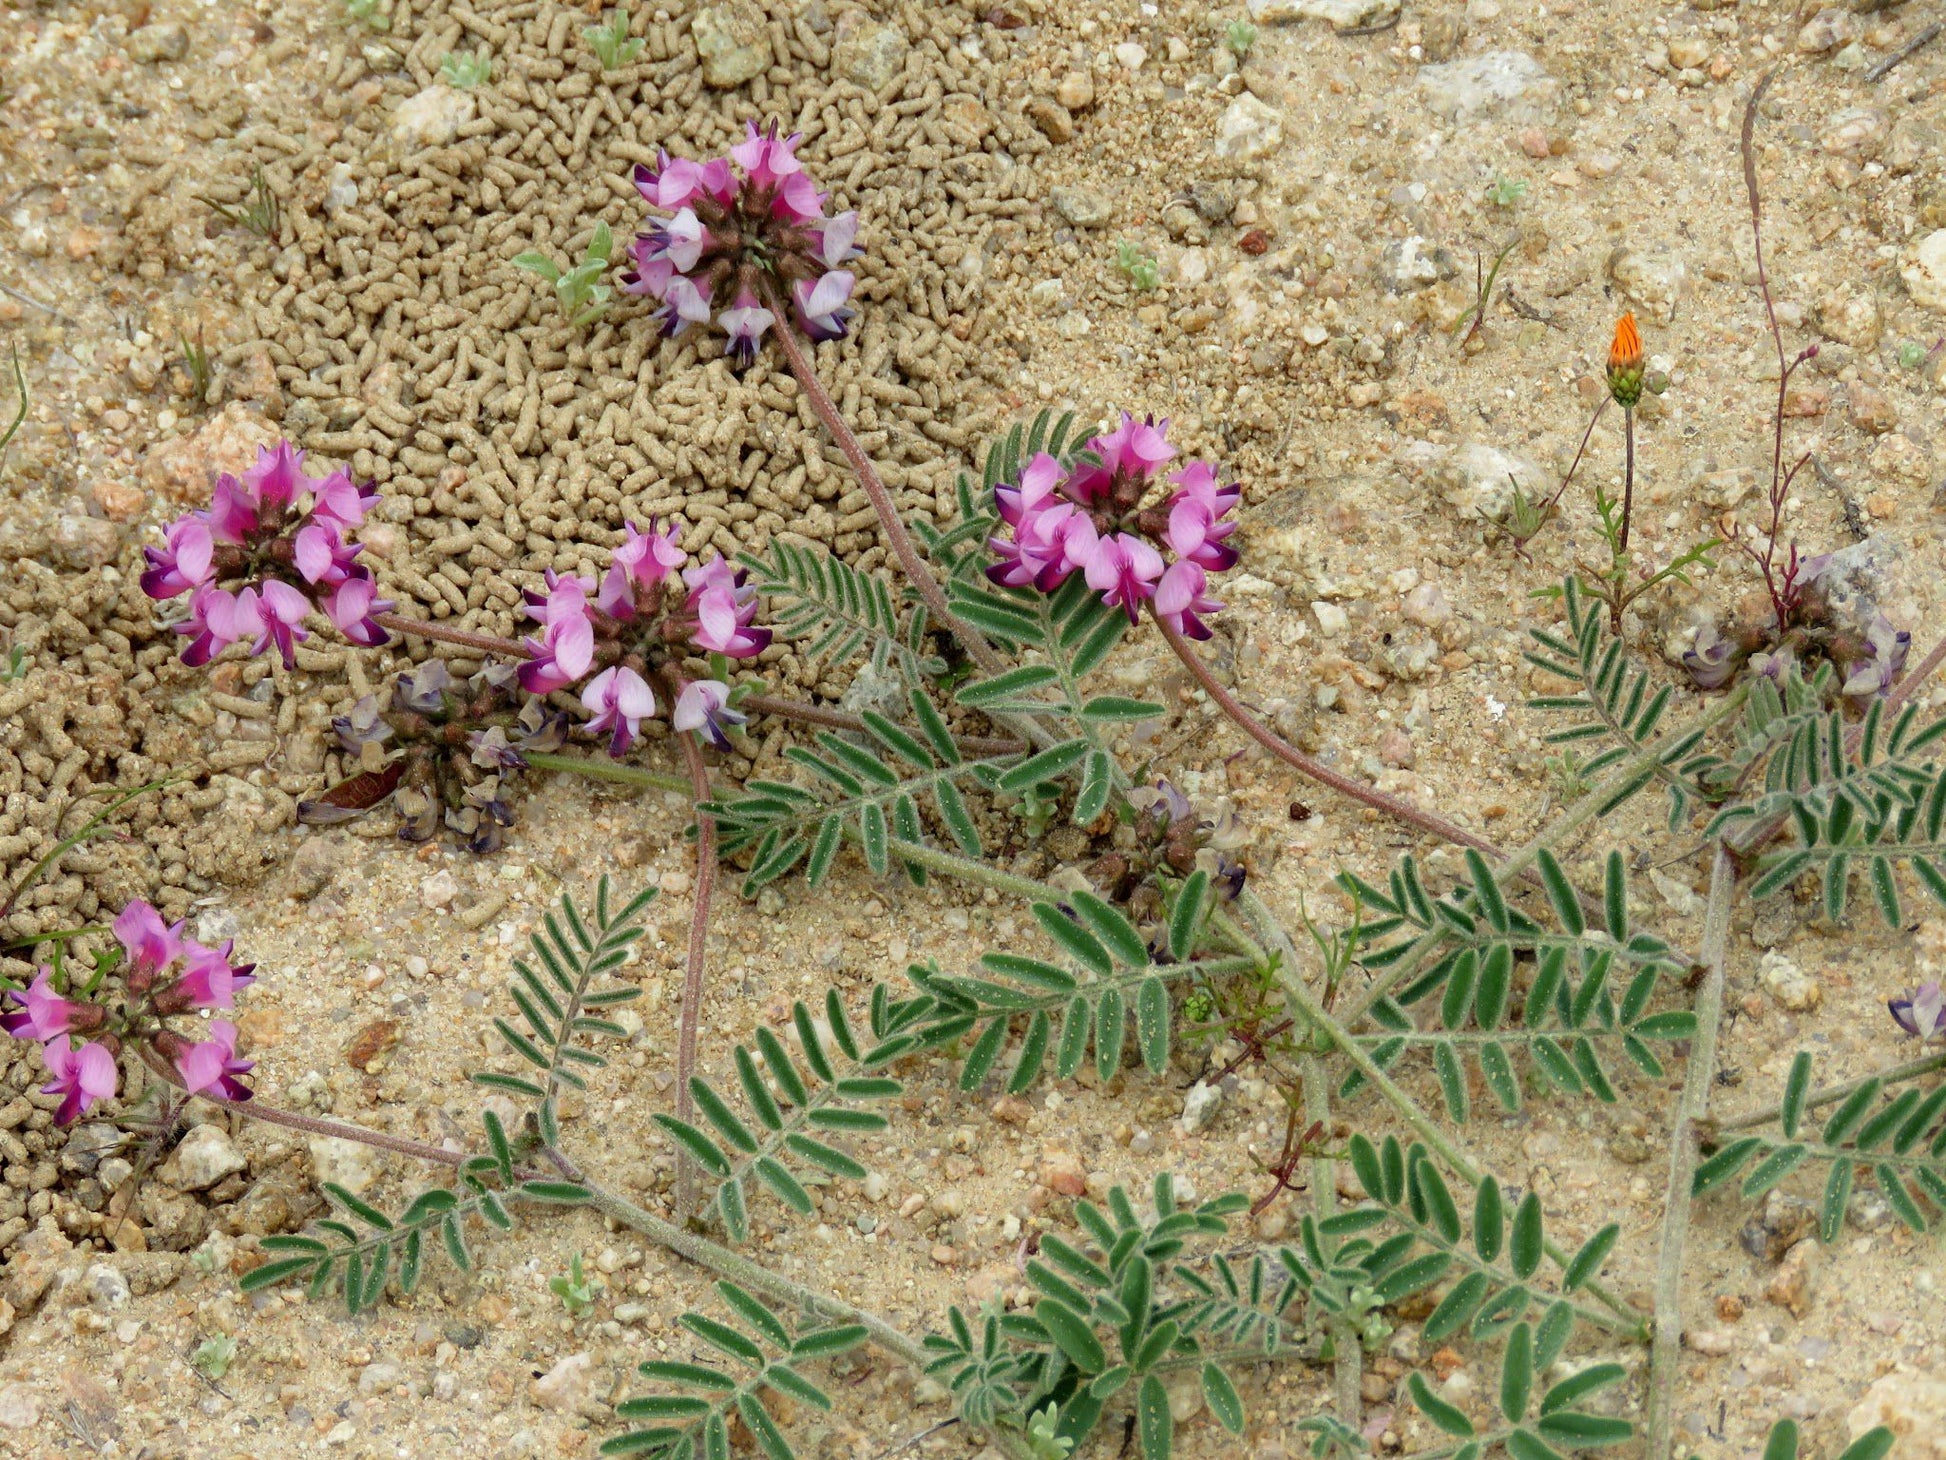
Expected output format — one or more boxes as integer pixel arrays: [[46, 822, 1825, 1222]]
[[372, 611, 525, 658], [1646, 843, 1737, 1457], [1714, 1048, 1946, 1135], [670, 700, 718, 1219], [1153, 612, 1504, 858], [758, 281, 1009, 683]]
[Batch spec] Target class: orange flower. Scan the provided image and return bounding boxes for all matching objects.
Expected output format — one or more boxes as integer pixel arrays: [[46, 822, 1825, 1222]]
[[1606, 312, 1645, 407]]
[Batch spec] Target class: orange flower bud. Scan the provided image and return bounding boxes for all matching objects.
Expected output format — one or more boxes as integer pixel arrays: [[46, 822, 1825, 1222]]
[[1606, 312, 1645, 407]]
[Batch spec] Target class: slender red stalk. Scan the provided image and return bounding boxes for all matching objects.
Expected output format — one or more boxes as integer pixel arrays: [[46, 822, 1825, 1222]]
[[1153, 610, 1507, 859], [757, 278, 1010, 681], [669, 689, 718, 1218], [373, 612, 525, 658]]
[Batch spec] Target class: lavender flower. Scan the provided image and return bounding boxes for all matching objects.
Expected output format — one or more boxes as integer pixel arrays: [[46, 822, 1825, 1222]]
[[1841, 614, 1911, 699], [171, 1021, 255, 1101], [683, 555, 771, 659], [519, 573, 598, 695], [2, 971, 103, 1041], [158, 941, 257, 1013], [113, 900, 186, 981], [674, 678, 746, 750], [1889, 981, 1946, 1040], [625, 120, 862, 366], [580, 666, 658, 756]]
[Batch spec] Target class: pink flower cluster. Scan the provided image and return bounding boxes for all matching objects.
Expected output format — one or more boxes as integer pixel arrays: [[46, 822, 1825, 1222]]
[[519, 520, 767, 756], [624, 121, 862, 367], [141, 442, 393, 666], [986, 414, 1239, 638], [1, 901, 258, 1124]]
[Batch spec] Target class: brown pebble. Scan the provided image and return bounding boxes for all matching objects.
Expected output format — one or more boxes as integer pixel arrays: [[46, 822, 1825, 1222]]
[[1037, 1150, 1087, 1197], [1024, 98, 1073, 144], [65, 226, 103, 261], [990, 1095, 1034, 1125], [1428, 1347, 1464, 1381], [90, 479, 148, 522], [1237, 228, 1268, 255], [1516, 127, 1550, 159], [930, 1244, 956, 1266], [1377, 728, 1414, 769], [1716, 1293, 1744, 1322], [344, 1019, 400, 1072]]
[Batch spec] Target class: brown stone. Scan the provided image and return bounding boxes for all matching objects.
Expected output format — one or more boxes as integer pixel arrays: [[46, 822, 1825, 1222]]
[[1037, 1149, 1087, 1197], [990, 1095, 1034, 1125], [138, 402, 279, 505], [1025, 98, 1073, 143], [344, 1019, 400, 1072], [90, 479, 148, 522]]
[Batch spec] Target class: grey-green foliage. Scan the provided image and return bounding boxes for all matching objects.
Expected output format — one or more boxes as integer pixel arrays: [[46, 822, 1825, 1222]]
[[1525, 577, 1716, 827], [1, 345, 27, 474], [877, 879, 1220, 1096], [1696, 1050, 1946, 1240], [439, 50, 492, 87], [652, 992, 902, 1243], [514, 222, 616, 328], [743, 536, 944, 682], [1716, 685, 1946, 926], [475, 875, 655, 1147], [703, 682, 1021, 894], [604, 1281, 869, 1457], [1338, 848, 1694, 1119]]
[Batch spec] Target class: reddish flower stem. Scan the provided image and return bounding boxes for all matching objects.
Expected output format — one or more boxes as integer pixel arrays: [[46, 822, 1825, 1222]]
[[373, 612, 527, 658], [667, 677, 718, 1219], [757, 278, 1011, 682], [1152, 610, 1508, 860]]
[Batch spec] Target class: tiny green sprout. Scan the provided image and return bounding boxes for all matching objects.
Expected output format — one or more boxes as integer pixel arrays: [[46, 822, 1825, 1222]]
[[178, 329, 212, 406], [1224, 19, 1258, 61], [1114, 239, 1161, 292], [1543, 749, 1593, 801], [192, 1335, 237, 1380], [513, 222, 616, 329], [343, 0, 390, 33], [1486, 174, 1529, 208], [440, 50, 492, 88], [1897, 340, 1928, 369], [0, 645, 24, 685], [550, 1253, 598, 1315], [584, 6, 645, 70], [0, 343, 24, 476], [197, 163, 280, 240], [1024, 1403, 1074, 1460]]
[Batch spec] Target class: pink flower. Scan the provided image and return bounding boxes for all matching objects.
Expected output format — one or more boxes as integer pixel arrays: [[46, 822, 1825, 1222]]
[[814, 212, 861, 269], [293, 517, 363, 586], [236, 581, 313, 668], [718, 289, 776, 370], [1, 971, 95, 1041], [1154, 560, 1224, 640], [772, 170, 826, 226], [633, 154, 734, 211], [994, 453, 1064, 529], [580, 666, 658, 757], [169, 941, 257, 1011], [177, 585, 254, 666], [140, 515, 215, 599], [321, 573, 393, 647], [308, 467, 378, 529], [244, 440, 308, 512], [1082, 534, 1165, 623], [683, 556, 771, 658], [674, 679, 745, 750], [174, 1021, 254, 1101], [731, 121, 806, 192], [113, 900, 185, 978], [519, 573, 598, 694], [1162, 461, 1240, 572], [1065, 413, 1175, 506], [599, 520, 686, 619], [792, 271, 855, 342], [41, 1038, 118, 1124], [206, 472, 261, 543], [658, 209, 710, 272]]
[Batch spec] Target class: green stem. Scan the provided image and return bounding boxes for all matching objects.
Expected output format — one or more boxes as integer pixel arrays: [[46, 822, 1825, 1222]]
[[0, 776, 179, 923], [670, 698, 719, 1220], [1270, 954, 1648, 1337], [1714, 1049, 1946, 1135], [522, 750, 695, 794], [1645, 843, 1736, 1458]]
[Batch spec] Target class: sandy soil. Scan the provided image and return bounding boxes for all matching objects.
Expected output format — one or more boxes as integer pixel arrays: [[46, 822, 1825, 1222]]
[[4, 0, 1946, 1454]]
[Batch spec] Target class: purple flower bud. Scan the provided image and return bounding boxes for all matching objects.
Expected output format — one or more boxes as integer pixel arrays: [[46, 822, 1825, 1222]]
[[717, 289, 776, 370], [792, 270, 855, 342], [1841, 614, 1911, 699], [112, 900, 185, 979], [40, 1037, 118, 1124], [1680, 622, 1743, 691], [393, 660, 455, 715], [580, 666, 658, 757], [332, 696, 392, 752], [468, 726, 528, 770], [1889, 981, 1946, 1040], [674, 679, 746, 750], [1, 970, 99, 1042], [599, 519, 686, 620]]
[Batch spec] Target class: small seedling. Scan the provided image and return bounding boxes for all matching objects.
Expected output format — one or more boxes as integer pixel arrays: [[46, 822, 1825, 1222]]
[[440, 50, 491, 88], [1224, 20, 1257, 61], [192, 1335, 236, 1380], [178, 330, 211, 406], [1450, 236, 1517, 348], [1897, 339, 1935, 370], [514, 223, 615, 328], [1486, 174, 1529, 208], [344, 0, 390, 31], [1543, 748, 1593, 801], [550, 1253, 598, 1314], [198, 164, 280, 240], [0, 644, 25, 684], [1114, 239, 1161, 292], [1024, 1404, 1074, 1460], [584, 6, 645, 69]]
